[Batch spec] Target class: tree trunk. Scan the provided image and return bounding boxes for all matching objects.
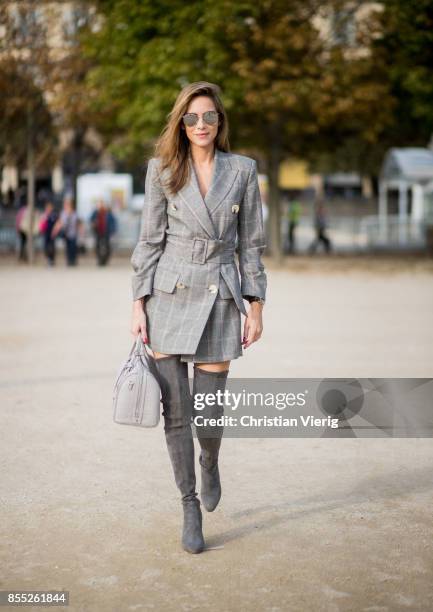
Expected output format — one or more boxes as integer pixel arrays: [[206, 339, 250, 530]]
[[27, 103, 36, 265], [265, 122, 284, 265], [71, 127, 85, 209]]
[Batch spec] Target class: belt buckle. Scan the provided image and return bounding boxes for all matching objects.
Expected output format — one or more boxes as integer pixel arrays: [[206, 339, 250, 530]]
[[192, 237, 208, 264]]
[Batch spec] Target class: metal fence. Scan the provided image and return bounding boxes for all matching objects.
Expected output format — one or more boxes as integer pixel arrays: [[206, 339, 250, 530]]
[[279, 214, 428, 253], [1, 208, 429, 257], [360, 215, 426, 249]]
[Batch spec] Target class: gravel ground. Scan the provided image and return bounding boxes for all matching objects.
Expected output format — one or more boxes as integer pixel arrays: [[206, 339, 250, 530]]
[[1, 254, 432, 612]]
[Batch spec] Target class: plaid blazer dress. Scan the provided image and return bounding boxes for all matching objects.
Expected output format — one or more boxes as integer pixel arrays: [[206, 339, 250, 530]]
[[130, 147, 267, 363]]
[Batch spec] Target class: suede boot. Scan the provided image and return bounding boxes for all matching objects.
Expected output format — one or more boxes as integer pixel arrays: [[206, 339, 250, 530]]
[[154, 355, 204, 554], [192, 366, 229, 512]]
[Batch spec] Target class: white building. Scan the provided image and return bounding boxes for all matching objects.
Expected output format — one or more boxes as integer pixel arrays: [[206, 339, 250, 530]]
[[362, 148, 433, 248]]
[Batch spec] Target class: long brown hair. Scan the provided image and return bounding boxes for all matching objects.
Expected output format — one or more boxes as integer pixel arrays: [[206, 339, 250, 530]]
[[152, 81, 230, 195]]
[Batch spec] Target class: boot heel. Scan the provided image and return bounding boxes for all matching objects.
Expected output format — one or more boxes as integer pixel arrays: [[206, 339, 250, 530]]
[[182, 498, 205, 553]]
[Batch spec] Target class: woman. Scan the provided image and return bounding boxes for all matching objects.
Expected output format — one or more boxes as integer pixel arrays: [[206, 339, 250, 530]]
[[39, 200, 58, 266], [130, 81, 267, 554], [52, 197, 79, 266], [90, 198, 117, 266]]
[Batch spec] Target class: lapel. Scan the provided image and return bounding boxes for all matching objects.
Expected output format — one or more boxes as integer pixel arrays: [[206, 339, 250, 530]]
[[177, 147, 239, 239]]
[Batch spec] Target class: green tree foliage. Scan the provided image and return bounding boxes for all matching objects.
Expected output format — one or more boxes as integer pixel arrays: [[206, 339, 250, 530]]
[[82, 2, 329, 161], [0, 3, 56, 168], [373, 0, 433, 146], [82, 0, 431, 257]]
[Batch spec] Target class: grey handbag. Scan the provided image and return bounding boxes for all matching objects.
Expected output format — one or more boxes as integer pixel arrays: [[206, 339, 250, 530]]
[[113, 336, 161, 427]]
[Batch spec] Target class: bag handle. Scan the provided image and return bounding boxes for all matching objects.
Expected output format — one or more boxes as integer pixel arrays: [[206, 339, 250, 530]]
[[133, 335, 155, 366], [126, 336, 146, 358]]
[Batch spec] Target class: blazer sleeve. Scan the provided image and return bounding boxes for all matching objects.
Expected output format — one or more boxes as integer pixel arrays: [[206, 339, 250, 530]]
[[237, 159, 267, 301], [130, 157, 168, 301]]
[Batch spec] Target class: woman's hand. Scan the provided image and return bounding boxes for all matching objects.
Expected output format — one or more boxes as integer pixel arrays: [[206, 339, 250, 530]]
[[242, 302, 263, 348], [131, 298, 148, 343]]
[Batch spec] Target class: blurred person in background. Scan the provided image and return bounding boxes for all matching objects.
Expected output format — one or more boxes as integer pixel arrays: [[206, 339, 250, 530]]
[[284, 198, 301, 254], [39, 200, 58, 266], [52, 197, 80, 266], [90, 198, 117, 266], [15, 204, 28, 262], [6, 187, 15, 209], [15, 186, 27, 208], [77, 219, 87, 256], [15, 203, 41, 262], [309, 198, 332, 254]]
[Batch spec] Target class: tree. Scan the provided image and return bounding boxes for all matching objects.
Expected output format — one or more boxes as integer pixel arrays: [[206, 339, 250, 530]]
[[81, 1, 327, 260], [81, 0, 395, 261], [0, 1, 57, 263], [44, 1, 104, 206], [372, 0, 433, 147]]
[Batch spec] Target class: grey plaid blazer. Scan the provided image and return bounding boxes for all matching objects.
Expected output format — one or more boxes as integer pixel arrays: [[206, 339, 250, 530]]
[[130, 147, 267, 356]]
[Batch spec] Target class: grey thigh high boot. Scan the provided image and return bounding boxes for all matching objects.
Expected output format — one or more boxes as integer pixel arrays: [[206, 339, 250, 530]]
[[192, 366, 229, 512], [154, 355, 204, 554]]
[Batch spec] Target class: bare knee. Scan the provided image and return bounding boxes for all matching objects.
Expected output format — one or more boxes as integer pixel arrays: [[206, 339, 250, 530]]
[[195, 361, 230, 373]]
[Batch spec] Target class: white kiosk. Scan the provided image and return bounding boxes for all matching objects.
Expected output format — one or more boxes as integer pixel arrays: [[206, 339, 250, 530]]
[[377, 147, 433, 246]]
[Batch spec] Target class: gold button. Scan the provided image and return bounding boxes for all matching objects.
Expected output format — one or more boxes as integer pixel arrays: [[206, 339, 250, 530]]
[[232, 204, 239, 213], [208, 284, 217, 293], [176, 282, 185, 289]]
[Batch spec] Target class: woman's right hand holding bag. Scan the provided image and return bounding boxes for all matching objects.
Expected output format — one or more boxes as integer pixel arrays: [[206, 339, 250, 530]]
[[131, 298, 149, 344]]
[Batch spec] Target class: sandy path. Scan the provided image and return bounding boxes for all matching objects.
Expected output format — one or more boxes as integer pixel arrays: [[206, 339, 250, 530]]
[[1, 255, 432, 611]]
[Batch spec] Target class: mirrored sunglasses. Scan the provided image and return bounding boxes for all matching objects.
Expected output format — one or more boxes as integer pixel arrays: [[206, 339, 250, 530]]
[[182, 110, 219, 127]]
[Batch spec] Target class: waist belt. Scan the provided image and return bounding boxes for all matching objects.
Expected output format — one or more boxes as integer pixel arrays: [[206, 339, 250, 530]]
[[164, 235, 236, 264]]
